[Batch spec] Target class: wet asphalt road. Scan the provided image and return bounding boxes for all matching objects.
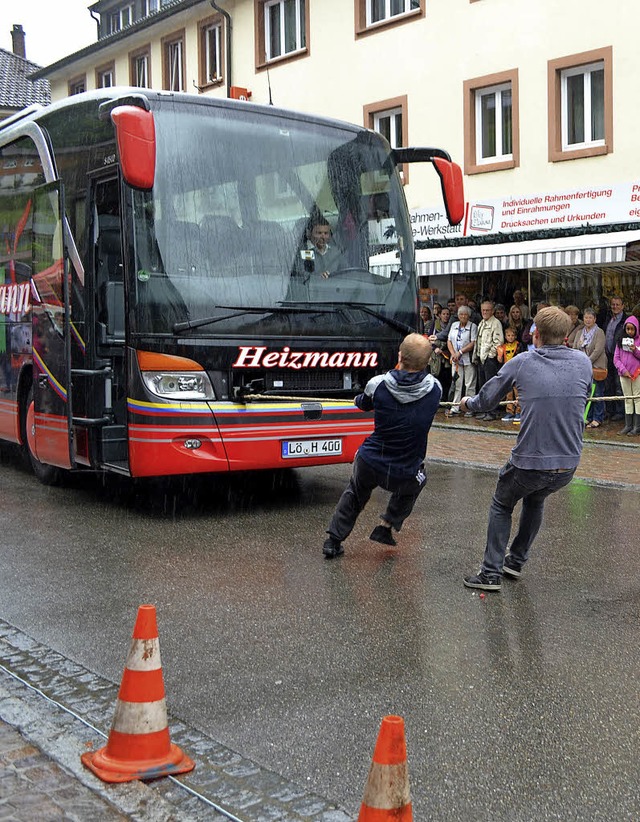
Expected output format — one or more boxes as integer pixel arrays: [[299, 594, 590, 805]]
[[0, 444, 639, 820]]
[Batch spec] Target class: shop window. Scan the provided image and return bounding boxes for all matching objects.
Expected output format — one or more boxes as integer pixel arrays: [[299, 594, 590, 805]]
[[548, 47, 612, 162], [364, 95, 409, 183], [198, 16, 224, 88], [355, 0, 424, 36], [162, 30, 185, 92], [96, 63, 115, 89], [464, 69, 519, 175], [255, 0, 308, 67], [129, 46, 151, 87], [68, 76, 86, 95]]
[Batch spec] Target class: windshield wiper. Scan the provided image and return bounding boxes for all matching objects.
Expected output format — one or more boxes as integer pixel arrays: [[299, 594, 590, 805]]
[[173, 304, 333, 333], [338, 303, 415, 335], [280, 300, 414, 335]]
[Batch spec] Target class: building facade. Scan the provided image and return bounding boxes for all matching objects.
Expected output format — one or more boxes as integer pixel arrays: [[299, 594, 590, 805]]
[[30, 0, 640, 314]]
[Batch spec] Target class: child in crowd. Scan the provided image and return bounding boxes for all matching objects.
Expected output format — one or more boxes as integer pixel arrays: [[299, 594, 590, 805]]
[[497, 325, 521, 422], [613, 315, 640, 435]]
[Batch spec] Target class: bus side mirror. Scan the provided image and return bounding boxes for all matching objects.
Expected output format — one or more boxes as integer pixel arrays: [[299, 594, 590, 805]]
[[431, 157, 465, 226], [392, 148, 465, 227], [111, 106, 156, 191]]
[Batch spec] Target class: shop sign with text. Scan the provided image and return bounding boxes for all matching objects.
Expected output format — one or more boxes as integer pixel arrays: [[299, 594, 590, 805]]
[[412, 180, 640, 241]]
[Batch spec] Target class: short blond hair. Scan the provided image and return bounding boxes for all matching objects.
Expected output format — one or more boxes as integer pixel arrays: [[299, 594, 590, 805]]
[[535, 306, 573, 344], [399, 333, 431, 371]]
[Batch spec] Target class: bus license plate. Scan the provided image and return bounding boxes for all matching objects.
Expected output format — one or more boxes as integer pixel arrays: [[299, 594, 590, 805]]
[[282, 438, 342, 459]]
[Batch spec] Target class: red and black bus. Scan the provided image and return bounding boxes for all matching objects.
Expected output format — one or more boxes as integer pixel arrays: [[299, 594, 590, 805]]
[[0, 89, 463, 484]]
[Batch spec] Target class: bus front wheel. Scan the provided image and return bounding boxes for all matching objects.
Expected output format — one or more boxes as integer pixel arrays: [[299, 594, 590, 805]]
[[24, 387, 62, 486]]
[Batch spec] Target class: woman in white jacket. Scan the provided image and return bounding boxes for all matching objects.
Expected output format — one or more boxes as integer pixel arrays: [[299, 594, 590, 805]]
[[446, 306, 478, 416], [573, 307, 606, 428]]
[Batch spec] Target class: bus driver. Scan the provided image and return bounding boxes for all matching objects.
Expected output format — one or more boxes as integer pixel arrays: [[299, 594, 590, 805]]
[[305, 216, 343, 278]]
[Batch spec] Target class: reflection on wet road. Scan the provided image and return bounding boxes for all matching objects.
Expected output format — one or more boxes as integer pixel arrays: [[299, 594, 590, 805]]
[[0, 444, 638, 819]]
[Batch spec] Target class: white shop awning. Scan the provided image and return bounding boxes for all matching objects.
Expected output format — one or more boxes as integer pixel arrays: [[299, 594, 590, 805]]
[[414, 229, 640, 277]]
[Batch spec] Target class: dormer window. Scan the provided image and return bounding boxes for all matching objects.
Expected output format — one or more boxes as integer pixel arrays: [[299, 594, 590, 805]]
[[106, 3, 135, 35]]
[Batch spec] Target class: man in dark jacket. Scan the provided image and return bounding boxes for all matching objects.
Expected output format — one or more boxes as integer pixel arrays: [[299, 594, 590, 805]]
[[606, 295, 628, 420], [323, 333, 441, 558]]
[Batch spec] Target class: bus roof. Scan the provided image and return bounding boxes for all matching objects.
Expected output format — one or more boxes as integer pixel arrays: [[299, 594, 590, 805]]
[[0, 87, 369, 142]]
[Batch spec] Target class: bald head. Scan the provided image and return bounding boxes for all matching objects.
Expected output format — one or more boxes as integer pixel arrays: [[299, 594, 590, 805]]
[[399, 333, 432, 372]]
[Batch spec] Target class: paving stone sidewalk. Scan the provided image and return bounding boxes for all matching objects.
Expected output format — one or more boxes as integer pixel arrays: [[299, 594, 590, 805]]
[[0, 718, 127, 821], [0, 620, 351, 822], [429, 413, 639, 489]]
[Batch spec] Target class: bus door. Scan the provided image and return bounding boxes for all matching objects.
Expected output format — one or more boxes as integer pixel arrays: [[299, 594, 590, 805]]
[[90, 175, 128, 469], [30, 182, 73, 469]]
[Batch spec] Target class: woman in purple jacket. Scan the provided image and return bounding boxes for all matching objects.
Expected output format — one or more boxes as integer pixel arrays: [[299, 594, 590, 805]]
[[613, 314, 640, 435]]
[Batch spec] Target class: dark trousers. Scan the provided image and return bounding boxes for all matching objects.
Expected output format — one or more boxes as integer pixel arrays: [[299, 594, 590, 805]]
[[438, 366, 452, 405], [477, 357, 501, 413], [327, 453, 426, 542], [605, 352, 624, 418], [481, 461, 575, 576]]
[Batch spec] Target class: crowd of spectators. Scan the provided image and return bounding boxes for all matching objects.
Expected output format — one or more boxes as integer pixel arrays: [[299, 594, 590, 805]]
[[418, 293, 640, 435]]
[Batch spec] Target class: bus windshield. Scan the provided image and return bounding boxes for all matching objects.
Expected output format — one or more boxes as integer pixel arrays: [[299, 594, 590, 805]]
[[130, 100, 415, 340]]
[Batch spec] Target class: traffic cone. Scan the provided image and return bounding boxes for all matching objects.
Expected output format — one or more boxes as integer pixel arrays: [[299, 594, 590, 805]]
[[81, 604, 195, 783], [358, 715, 412, 821]]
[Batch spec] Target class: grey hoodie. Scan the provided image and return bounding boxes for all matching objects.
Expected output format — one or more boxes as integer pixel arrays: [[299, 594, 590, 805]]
[[467, 345, 592, 470]]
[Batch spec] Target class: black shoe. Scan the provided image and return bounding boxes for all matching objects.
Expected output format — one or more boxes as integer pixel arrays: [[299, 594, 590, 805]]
[[323, 537, 344, 559], [503, 555, 522, 579], [369, 525, 397, 546], [483, 413, 498, 420], [463, 571, 502, 591]]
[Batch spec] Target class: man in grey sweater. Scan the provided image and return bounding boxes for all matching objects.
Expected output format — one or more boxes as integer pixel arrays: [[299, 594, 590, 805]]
[[459, 306, 592, 591]]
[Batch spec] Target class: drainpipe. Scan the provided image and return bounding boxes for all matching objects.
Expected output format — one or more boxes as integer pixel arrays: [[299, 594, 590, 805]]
[[210, 1, 232, 97], [89, 8, 100, 39]]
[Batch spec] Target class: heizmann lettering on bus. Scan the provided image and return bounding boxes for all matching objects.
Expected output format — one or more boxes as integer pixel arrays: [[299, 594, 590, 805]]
[[0, 88, 463, 484]]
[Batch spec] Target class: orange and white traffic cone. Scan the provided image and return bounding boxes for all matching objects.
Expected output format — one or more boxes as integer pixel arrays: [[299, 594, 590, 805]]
[[358, 715, 412, 821], [81, 604, 195, 783]]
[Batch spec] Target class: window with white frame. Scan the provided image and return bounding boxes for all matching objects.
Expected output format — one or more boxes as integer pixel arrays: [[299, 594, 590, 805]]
[[464, 69, 518, 175], [264, 0, 306, 61], [97, 68, 114, 88], [69, 77, 86, 95], [475, 82, 512, 164], [561, 61, 605, 149], [548, 48, 611, 163], [204, 23, 222, 82], [169, 40, 183, 91], [107, 3, 134, 34], [365, 98, 408, 182], [366, 0, 420, 26], [132, 52, 149, 87], [142, 0, 159, 15], [373, 107, 403, 148]]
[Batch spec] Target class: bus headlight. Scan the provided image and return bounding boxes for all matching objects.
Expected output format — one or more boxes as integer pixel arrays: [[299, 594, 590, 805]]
[[141, 371, 215, 400]]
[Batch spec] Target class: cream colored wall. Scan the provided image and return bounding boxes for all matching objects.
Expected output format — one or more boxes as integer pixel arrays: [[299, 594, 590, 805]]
[[47, 0, 639, 215]]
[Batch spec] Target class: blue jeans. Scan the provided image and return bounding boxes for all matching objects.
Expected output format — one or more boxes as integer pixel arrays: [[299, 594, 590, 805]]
[[481, 461, 575, 576], [587, 379, 605, 423]]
